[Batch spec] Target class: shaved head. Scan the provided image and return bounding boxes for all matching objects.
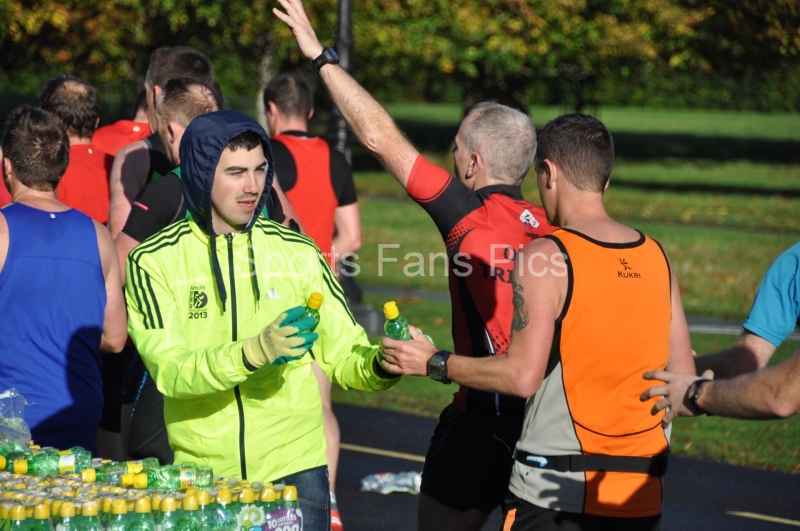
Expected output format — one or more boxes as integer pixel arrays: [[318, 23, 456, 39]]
[[39, 74, 100, 138], [156, 78, 221, 127]]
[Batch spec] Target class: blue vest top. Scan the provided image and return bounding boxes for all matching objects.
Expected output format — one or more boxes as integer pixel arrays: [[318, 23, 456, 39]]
[[0, 203, 106, 450]]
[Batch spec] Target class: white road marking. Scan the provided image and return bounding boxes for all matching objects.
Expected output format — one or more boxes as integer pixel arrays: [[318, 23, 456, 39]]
[[340, 443, 426, 463], [728, 511, 800, 527]]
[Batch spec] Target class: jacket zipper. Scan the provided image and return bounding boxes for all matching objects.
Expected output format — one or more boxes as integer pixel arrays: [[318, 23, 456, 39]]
[[227, 233, 247, 480]]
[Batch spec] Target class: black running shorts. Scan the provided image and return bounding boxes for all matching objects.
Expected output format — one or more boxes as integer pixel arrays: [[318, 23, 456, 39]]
[[420, 404, 523, 514]]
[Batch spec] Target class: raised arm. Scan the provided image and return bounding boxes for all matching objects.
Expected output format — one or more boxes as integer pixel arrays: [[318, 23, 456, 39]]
[[95, 221, 128, 353], [274, 0, 419, 188]]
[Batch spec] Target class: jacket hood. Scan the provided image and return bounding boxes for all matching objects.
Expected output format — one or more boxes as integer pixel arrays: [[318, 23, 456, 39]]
[[179, 110, 275, 236]]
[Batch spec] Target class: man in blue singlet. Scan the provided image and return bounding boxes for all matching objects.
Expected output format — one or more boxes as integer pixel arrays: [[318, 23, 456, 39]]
[[0, 105, 127, 451]]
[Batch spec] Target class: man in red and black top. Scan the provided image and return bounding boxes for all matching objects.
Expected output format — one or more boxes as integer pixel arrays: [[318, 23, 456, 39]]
[[273, 3, 555, 529], [93, 89, 151, 157], [264, 73, 361, 531]]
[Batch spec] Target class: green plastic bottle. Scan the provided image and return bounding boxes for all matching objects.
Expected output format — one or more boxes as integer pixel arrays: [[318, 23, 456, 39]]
[[4, 451, 32, 472], [383, 301, 411, 340], [82, 458, 159, 485], [56, 502, 77, 531], [158, 498, 179, 531], [28, 504, 53, 531], [78, 502, 101, 531], [195, 467, 213, 491], [133, 466, 180, 492], [257, 487, 277, 517], [207, 490, 235, 531], [9, 505, 26, 531], [15, 449, 87, 476], [298, 293, 323, 333], [195, 491, 212, 531], [176, 495, 200, 531], [127, 497, 155, 531], [105, 501, 127, 531]]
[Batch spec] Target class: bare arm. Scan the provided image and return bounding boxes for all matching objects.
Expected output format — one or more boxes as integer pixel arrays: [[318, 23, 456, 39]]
[[108, 141, 150, 238], [273, 0, 419, 187], [332, 203, 361, 261], [95, 221, 128, 353], [643, 346, 800, 422], [381, 238, 564, 397], [665, 255, 696, 375], [694, 331, 776, 378], [114, 231, 140, 286]]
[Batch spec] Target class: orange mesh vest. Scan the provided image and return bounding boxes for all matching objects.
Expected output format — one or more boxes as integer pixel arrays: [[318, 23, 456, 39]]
[[274, 134, 337, 261], [509, 228, 672, 518]]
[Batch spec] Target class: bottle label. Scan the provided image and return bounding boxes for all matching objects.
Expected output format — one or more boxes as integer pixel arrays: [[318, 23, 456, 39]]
[[59, 454, 76, 474], [264, 508, 302, 531], [179, 469, 196, 489], [125, 460, 146, 474]]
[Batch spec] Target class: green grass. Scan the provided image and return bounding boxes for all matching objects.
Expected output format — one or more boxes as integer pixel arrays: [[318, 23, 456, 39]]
[[334, 302, 800, 472], [352, 193, 798, 319], [384, 103, 800, 140]]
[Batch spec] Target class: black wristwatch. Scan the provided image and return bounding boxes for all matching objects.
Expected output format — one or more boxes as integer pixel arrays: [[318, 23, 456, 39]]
[[312, 47, 340, 72], [428, 350, 451, 384], [686, 379, 712, 416]]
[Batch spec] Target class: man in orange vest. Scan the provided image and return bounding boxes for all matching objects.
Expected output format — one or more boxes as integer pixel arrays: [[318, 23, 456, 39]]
[[381, 113, 697, 529], [264, 73, 362, 531]]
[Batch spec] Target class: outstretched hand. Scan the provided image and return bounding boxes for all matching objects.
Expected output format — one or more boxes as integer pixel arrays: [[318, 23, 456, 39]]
[[381, 326, 438, 376], [273, 0, 325, 60], [641, 369, 714, 427]]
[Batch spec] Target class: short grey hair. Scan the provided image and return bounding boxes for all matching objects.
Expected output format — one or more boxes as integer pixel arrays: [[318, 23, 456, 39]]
[[462, 102, 537, 184]]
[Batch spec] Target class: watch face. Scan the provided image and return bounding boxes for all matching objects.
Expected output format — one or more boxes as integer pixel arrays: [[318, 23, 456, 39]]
[[429, 356, 443, 380], [326, 47, 340, 62]]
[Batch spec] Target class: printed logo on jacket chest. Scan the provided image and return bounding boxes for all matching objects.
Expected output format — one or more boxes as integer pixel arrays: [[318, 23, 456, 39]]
[[188, 285, 209, 319], [617, 258, 641, 279]]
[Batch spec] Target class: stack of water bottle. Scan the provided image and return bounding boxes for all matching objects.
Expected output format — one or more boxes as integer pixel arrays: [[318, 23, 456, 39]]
[[0, 441, 303, 531]]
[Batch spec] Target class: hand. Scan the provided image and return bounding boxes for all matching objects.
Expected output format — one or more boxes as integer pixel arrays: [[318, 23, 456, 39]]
[[380, 326, 438, 376], [641, 369, 715, 427], [242, 306, 319, 368], [273, 0, 325, 60]]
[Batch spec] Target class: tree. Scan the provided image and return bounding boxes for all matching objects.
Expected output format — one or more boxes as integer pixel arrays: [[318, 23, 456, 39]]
[[351, 0, 709, 111]]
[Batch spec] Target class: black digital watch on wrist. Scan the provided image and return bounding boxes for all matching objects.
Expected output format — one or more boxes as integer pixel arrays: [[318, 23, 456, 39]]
[[687, 378, 713, 416], [312, 47, 340, 72], [428, 350, 451, 384]]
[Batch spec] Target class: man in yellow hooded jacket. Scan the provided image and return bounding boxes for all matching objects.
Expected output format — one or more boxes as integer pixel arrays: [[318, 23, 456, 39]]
[[126, 110, 399, 530]]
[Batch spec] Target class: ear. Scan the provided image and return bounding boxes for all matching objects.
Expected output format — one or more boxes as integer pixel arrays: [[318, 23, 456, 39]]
[[167, 122, 181, 145], [543, 159, 558, 189], [307, 108, 315, 121], [3, 157, 14, 188], [466, 151, 482, 178], [603, 177, 610, 191], [266, 101, 279, 116]]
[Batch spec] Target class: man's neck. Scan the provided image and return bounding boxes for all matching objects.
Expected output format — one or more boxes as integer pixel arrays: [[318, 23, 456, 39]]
[[272, 118, 309, 136], [133, 111, 149, 124], [68, 134, 92, 146]]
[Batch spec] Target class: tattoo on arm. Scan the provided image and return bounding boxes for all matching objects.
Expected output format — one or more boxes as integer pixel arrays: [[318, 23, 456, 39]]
[[511, 278, 529, 333]]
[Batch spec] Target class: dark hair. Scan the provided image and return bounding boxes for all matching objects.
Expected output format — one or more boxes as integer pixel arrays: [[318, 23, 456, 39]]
[[39, 74, 100, 138], [535, 113, 614, 192], [262, 73, 313, 119], [156, 78, 221, 127], [2, 105, 70, 191], [226, 131, 263, 152], [145, 47, 214, 89], [133, 89, 147, 116]]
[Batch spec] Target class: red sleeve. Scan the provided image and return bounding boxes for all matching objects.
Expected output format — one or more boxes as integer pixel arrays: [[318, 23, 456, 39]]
[[406, 154, 452, 203], [0, 185, 11, 208]]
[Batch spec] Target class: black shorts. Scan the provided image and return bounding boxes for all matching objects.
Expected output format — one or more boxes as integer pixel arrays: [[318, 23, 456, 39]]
[[128, 372, 174, 465], [420, 404, 523, 513], [122, 346, 147, 404], [502, 491, 661, 531], [98, 351, 130, 432]]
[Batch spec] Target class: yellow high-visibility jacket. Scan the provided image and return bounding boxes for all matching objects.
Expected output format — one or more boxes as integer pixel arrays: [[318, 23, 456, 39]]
[[126, 216, 398, 481]]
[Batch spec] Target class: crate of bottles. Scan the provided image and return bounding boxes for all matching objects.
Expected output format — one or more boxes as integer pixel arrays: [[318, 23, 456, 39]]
[[0, 439, 302, 531]]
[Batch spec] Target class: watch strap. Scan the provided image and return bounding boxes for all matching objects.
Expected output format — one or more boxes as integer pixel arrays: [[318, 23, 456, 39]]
[[687, 378, 712, 416], [312, 47, 338, 72]]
